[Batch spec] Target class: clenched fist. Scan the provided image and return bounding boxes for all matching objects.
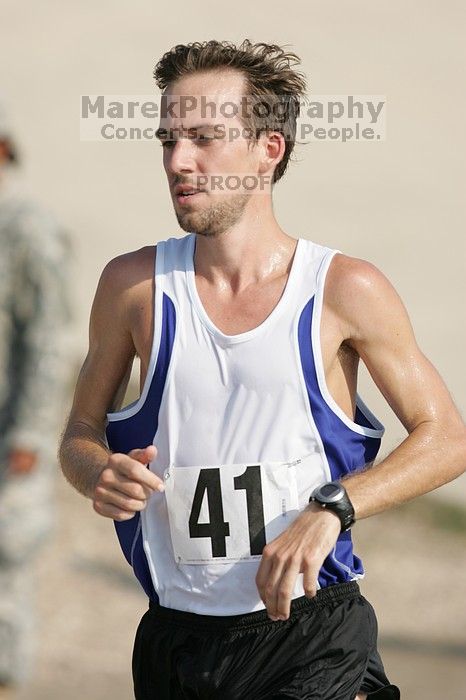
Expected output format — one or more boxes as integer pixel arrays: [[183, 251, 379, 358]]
[[93, 445, 164, 521]]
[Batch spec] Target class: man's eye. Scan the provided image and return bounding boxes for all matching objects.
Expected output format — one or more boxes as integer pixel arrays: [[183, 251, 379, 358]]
[[197, 135, 214, 143], [160, 141, 175, 149]]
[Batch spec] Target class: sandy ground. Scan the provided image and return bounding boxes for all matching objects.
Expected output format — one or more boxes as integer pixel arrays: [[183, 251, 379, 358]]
[[2, 476, 466, 700]]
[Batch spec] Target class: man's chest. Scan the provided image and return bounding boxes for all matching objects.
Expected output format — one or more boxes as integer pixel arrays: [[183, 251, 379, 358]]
[[127, 277, 357, 419], [129, 276, 297, 363]]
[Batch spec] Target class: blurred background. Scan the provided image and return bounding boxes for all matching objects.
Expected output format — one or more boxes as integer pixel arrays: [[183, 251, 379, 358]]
[[0, 1, 465, 698]]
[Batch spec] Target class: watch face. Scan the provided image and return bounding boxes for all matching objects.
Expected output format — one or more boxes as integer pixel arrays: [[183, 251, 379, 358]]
[[318, 482, 344, 503]]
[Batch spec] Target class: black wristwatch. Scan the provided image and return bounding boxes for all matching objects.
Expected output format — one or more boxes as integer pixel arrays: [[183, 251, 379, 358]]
[[309, 481, 355, 532]]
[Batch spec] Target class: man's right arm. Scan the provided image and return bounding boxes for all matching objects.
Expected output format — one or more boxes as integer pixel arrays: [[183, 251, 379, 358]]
[[58, 253, 165, 520]]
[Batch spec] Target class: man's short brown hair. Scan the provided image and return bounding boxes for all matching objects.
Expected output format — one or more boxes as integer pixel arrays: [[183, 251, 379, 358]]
[[153, 40, 307, 183]]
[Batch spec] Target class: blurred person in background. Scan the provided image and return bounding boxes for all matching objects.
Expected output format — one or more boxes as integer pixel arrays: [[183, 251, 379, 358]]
[[0, 98, 71, 692]]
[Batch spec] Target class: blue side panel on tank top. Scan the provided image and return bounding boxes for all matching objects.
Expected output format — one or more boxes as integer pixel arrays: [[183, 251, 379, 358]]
[[298, 296, 382, 588], [105, 292, 176, 601]]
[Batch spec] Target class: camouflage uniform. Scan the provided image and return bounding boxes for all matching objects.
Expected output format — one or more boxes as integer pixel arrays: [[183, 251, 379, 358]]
[[0, 179, 71, 685]]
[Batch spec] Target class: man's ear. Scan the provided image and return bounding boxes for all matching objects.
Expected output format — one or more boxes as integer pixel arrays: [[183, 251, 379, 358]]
[[258, 131, 285, 175]]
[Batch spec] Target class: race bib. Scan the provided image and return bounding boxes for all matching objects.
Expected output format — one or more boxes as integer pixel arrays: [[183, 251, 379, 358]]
[[163, 455, 309, 565]]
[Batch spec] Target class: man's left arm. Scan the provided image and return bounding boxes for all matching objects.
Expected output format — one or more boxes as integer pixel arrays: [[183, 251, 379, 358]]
[[256, 255, 466, 620], [336, 255, 465, 517]]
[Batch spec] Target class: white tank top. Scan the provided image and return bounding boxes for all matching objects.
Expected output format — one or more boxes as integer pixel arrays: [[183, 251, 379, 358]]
[[106, 233, 384, 615]]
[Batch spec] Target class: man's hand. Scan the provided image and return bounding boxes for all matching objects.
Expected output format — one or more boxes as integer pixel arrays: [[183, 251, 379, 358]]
[[93, 445, 165, 521], [255, 503, 341, 621], [8, 448, 38, 475]]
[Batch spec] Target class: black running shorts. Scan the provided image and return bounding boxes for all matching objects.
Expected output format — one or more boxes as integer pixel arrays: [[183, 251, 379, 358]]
[[132, 581, 400, 699]]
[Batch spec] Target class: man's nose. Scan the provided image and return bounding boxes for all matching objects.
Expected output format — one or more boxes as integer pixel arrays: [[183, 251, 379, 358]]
[[166, 138, 196, 174]]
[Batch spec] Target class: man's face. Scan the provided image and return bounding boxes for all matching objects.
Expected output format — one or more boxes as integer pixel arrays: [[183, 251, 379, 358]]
[[157, 70, 270, 237]]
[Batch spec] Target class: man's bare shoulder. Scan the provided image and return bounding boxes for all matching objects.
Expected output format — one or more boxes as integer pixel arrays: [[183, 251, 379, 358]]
[[90, 246, 156, 337], [326, 252, 392, 294], [98, 246, 156, 294], [324, 252, 408, 344]]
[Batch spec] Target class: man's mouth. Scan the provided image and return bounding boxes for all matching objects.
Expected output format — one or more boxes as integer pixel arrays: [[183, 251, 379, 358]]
[[174, 186, 205, 204]]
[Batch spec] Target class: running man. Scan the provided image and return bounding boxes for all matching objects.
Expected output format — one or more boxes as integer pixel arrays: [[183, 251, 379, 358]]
[[60, 40, 465, 699]]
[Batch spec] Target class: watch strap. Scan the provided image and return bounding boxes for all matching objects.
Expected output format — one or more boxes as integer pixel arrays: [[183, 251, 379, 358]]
[[309, 482, 355, 532]]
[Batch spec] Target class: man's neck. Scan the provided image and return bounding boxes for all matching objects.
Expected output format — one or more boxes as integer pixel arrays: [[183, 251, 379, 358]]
[[192, 208, 297, 294]]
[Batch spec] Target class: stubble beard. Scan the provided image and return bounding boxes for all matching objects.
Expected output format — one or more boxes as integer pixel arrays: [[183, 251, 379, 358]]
[[175, 193, 250, 238]]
